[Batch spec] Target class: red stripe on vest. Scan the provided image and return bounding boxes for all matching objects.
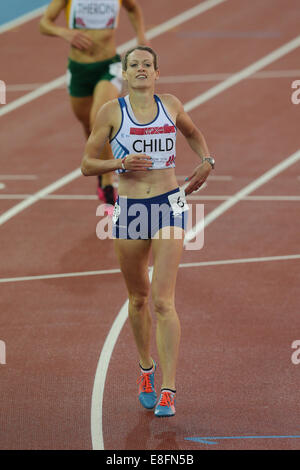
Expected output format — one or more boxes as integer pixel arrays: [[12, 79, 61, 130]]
[[130, 125, 175, 135]]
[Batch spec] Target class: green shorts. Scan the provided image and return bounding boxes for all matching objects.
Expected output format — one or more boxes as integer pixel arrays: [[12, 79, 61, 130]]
[[66, 54, 123, 97]]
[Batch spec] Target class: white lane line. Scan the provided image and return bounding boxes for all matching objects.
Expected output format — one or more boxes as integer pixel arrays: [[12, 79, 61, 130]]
[[0, 0, 227, 118], [159, 69, 300, 83], [145, 0, 227, 41], [1, 29, 299, 448], [91, 149, 300, 451], [7, 69, 300, 92], [2, 33, 300, 228], [0, 5, 47, 34], [1, 194, 300, 201], [0, 75, 68, 118], [0, 194, 98, 200], [90, 36, 300, 450], [179, 254, 300, 269], [2, 0, 299, 448], [3, 31, 300, 119], [0, 168, 82, 226], [90, 264, 152, 452], [176, 174, 233, 181], [90, 151, 300, 450], [0, 195, 31, 199], [0, 0, 228, 228], [0, 268, 121, 284], [0, 174, 37, 180], [6, 84, 45, 91], [1, 254, 300, 284], [2, 31, 300, 228], [184, 35, 300, 112], [185, 149, 300, 242], [188, 195, 300, 201]]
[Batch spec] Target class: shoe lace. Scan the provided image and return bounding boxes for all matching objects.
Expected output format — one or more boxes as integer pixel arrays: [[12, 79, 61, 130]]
[[158, 391, 174, 407], [137, 372, 153, 393]]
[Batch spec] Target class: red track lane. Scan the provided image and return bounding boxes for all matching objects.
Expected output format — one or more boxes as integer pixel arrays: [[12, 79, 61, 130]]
[[1, 0, 300, 450], [104, 260, 300, 450]]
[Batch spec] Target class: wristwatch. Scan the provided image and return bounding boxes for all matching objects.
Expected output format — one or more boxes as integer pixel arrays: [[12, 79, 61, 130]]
[[203, 156, 215, 169]]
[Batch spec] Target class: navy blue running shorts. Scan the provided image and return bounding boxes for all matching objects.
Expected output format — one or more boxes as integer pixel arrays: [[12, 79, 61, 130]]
[[112, 187, 189, 240]]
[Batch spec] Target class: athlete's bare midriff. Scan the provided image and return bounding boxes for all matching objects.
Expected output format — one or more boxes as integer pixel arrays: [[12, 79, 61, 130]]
[[118, 168, 179, 198], [68, 29, 117, 62]]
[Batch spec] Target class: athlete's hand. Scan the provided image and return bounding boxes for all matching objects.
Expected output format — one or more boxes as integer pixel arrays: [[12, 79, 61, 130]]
[[123, 154, 153, 171], [62, 29, 93, 51], [184, 161, 211, 195]]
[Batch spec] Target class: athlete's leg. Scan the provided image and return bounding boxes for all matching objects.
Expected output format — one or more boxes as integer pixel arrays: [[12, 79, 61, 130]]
[[69, 80, 119, 190], [114, 238, 153, 369], [91, 80, 120, 187], [69, 95, 93, 139], [151, 228, 185, 390]]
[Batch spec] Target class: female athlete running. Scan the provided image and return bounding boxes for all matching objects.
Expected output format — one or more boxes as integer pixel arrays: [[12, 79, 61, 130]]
[[81, 46, 215, 416], [40, 0, 147, 208]]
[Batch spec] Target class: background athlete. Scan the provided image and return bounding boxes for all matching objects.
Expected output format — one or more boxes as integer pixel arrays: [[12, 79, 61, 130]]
[[81, 46, 215, 417], [40, 0, 148, 209]]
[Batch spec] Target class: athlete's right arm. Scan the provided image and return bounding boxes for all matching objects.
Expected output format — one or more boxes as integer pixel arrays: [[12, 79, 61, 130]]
[[81, 101, 152, 176], [39, 0, 93, 50], [81, 102, 122, 176]]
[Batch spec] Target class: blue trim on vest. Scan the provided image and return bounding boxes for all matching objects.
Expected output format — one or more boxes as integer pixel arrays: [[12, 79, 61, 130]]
[[123, 95, 160, 127], [155, 95, 177, 129], [109, 97, 125, 143], [114, 138, 130, 158]]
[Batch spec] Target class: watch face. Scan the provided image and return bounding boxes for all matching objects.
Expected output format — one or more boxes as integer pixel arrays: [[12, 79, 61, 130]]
[[204, 157, 215, 168]]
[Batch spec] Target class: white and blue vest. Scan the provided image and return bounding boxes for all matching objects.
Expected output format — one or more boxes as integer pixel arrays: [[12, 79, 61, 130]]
[[110, 95, 177, 174]]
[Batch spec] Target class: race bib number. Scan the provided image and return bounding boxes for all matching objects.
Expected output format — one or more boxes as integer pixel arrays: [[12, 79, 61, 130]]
[[73, 0, 120, 29], [168, 189, 189, 216], [112, 202, 121, 224]]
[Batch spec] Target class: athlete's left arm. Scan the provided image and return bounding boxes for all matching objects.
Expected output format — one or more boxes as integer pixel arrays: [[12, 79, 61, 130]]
[[164, 94, 213, 194], [122, 0, 148, 45]]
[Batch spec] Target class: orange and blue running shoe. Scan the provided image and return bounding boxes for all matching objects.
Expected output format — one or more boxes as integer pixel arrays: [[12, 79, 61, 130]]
[[137, 361, 157, 409], [154, 389, 176, 417]]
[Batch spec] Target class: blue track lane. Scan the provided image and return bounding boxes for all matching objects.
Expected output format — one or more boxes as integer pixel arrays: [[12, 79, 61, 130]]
[[1, 0, 49, 26]]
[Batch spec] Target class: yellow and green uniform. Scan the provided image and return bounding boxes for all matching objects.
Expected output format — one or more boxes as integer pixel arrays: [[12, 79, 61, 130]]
[[65, 0, 123, 97], [67, 55, 122, 97]]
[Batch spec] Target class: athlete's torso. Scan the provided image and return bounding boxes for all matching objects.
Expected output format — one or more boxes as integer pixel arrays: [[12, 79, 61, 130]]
[[110, 94, 179, 198], [111, 94, 177, 174], [65, 0, 122, 62]]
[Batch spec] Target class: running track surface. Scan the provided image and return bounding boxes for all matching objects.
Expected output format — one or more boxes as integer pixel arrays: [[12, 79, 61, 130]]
[[1, 0, 300, 450]]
